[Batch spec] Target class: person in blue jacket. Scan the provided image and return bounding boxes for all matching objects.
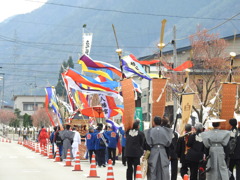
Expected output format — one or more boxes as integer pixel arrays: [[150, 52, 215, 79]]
[[105, 125, 119, 165], [119, 126, 126, 166], [85, 126, 96, 163], [95, 126, 107, 167]]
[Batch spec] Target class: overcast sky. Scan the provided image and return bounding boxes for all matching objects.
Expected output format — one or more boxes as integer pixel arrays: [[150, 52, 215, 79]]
[[0, 0, 47, 22]]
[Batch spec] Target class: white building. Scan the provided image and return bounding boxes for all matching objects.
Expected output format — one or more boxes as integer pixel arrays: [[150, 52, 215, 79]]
[[13, 95, 45, 115]]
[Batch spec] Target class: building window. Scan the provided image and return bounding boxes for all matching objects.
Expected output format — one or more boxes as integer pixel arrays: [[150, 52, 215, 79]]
[[23, 103, 37, 111]]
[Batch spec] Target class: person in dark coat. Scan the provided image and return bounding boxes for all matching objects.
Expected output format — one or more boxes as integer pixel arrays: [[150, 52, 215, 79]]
[[85, 126, 96, 163], [185, 123, 205, 180], [228, 118, 240, 180], [176, 124, 192, 178], [125, 120, 145, 180], [119, 126, 126, 166], [95, 126, 107, 167], [54, 126, 63, 157], [104, 125, 119, 165]]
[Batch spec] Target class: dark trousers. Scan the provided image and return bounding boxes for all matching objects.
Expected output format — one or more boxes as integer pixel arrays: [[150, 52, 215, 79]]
[[88, 150, 96, 163], [122, 146, 126, 165], [229, 159, 240, 180], [171, 158, 178, 180], [189, 161, 199, 180], [180, 161, 189, 178], [126, 157, 140, 180], [180, 160, 199, 180], [57, 145, 63, 157], [96, 149, 105, 166], [108, 147, 116, 165]]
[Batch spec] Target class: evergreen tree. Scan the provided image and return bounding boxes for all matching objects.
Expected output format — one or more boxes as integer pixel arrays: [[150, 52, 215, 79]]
[[55, 56, 74, 97]]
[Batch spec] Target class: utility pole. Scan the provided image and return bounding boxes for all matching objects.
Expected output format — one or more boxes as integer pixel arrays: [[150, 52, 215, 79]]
[[34, 76, 37, 112], [0, 73, 5, 109], [172, 25, 178, 124]]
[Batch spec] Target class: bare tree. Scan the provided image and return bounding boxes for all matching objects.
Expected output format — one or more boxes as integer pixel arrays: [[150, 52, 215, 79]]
[[0, 109, 16, 125], [189, 29, 230, 122], [32, 108, 55, 128]]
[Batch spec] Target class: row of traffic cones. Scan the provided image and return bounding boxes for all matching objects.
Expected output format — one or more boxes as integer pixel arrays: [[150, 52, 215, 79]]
[[18, 140, 144, 179], [1, 137, 11, 143], [87, 154, 143, 179]]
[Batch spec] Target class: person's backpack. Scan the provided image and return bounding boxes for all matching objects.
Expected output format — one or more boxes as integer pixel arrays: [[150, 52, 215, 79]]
[[229, 130, 238, 155], [55, 132, 63, 145]]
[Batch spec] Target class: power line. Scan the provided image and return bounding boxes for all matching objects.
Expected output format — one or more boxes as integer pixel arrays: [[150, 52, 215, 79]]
[[176, 12, 240, 41], [26, 0, 240, 21]]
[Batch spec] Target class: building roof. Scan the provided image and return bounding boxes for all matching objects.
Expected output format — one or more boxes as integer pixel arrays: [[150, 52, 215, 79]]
[[138, 33, 240, 61], [13, 95, 45, 101]]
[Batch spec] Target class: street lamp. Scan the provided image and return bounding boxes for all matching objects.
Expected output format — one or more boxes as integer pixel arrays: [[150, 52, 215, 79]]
[[229, 52, 236, 82]]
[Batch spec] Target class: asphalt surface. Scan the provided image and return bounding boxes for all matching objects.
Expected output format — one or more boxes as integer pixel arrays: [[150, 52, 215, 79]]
[[0, 138, 183, 180]]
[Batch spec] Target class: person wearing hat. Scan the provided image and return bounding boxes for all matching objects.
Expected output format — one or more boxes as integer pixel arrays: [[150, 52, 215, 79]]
[[85, 126, 96, 163], [201, 118, 230, 180], [228, 118, 240, 180], [104, 124, 119, 166], [185, 123, 205, 180]]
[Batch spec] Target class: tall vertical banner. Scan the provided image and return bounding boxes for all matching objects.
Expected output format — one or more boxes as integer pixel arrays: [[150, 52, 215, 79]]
[[179, 93, 194, 135], [220, 83, 237, 130], [82, 33, 93, 55], [151, 78, 167, 126], [135, 107, 143, 131], [121, 78, 135, 132], [99, 94, 110, 119]]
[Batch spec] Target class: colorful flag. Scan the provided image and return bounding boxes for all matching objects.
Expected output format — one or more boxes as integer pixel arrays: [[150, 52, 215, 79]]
[[63, 75, 123, 101], [129, 54, 159, 65], [65, 68, 120, 93], [44, 95, 55, 126], [45, 87, 63, 125], [106, 119, 120, 132], [121, 55, 151, 80], [78, 54, 123, 78]]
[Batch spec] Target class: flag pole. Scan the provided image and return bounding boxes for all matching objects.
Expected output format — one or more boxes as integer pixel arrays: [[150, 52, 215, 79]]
[[112, 24, 124, 80], [157, 19, 167, 78]]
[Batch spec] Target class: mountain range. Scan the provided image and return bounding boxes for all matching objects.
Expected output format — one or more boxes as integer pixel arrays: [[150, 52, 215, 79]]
[[0, 0, 239, 106]]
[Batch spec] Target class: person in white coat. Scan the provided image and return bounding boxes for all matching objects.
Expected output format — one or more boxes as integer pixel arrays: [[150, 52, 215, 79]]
[[72, 127, 81, 159]]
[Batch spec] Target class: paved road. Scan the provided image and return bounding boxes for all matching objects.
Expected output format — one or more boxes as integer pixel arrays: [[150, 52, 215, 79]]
[[0, 139, 182, 180]]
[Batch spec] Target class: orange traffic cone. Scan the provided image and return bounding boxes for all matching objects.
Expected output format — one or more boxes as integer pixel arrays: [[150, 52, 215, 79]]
[[48, 145, 54, 159], [106, 159, 114, 180], [135, 165, 143, 180], [72, 151, 83, 171], [43, 145, 47, 156], [6, 139, 8, 143], [54, 149, 61, 162], [32, 142, 35, 151], [183, 174, 189, 180], [35, 143, 40, 153], [87, 154, 100, 178], [64, 149, 73, 167], [40, 145, 44, 155]]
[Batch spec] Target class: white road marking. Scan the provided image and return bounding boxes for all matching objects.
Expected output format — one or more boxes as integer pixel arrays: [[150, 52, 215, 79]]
[[9, 156, 18, 159], [22, 169, 41, 173]]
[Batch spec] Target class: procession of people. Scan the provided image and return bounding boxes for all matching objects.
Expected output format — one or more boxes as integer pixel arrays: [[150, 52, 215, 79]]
[[33, 115, 239, 180]]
